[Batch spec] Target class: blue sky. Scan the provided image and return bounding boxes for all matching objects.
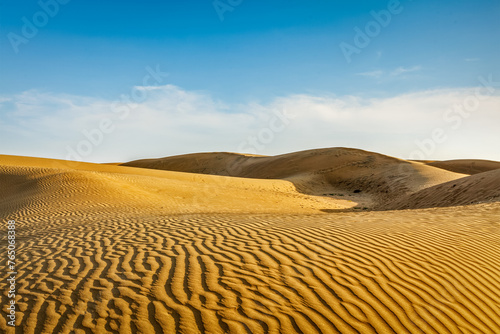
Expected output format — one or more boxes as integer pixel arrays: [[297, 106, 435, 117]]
[[1, 0, 499, 162]]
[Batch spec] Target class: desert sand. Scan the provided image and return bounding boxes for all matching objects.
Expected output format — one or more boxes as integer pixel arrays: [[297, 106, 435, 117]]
[[1, 148, 499, 333], [416, 159, 500, 175]]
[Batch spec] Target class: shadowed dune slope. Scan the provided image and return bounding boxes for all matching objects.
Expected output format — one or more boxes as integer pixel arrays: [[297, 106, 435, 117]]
[[382, 168, 500, 210], [122, 148, 466, 206], [417, 159, 500, 175]]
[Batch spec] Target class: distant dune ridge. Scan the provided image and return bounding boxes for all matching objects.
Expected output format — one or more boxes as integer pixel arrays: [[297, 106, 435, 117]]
[[416, 159, 500, 175], [121, 148, 471, 208], [1, 148, 500, 333]]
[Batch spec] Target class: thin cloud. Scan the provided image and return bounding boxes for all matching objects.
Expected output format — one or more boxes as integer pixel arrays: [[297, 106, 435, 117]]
[[391, 66, 422, 76], [356, 70, 383, 78], [1, 85, 499, 162], [356, 66, 422, 79]]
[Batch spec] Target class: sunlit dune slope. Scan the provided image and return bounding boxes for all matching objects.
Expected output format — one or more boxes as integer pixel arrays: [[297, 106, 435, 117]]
[[122, 147, 466, 206], [0, 155, 352, 214], [416, 159, 500, 175]]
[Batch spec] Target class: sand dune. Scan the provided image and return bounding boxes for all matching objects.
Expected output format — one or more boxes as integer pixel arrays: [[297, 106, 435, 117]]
[[0, 155, 352, 214], [417, 159, 500, 175], [122, 148, 467, 207], [382, 168, 500, 210], [1, 151, 500, 333]]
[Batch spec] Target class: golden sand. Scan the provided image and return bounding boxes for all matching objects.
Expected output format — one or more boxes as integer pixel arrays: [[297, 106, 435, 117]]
[[1, 151, 499, 333]]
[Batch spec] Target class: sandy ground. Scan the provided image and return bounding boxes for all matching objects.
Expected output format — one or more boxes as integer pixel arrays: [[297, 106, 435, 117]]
[[1, 151, 499, 333]]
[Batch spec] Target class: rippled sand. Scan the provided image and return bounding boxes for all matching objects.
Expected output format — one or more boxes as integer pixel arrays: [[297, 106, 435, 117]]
[[1, 154, 499, 333]]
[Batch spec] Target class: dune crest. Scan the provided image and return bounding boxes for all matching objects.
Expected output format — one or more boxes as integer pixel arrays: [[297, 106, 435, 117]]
[[122, 148, 467, 207], [417, 159, 500, 175]]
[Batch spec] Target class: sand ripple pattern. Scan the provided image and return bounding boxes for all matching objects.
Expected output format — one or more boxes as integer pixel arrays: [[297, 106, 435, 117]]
[[1, 204, 500, 333]]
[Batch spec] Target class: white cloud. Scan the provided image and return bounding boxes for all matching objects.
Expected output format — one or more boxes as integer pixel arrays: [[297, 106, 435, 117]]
[[356, 66, 422, 79], [1, 84, 499, 162]]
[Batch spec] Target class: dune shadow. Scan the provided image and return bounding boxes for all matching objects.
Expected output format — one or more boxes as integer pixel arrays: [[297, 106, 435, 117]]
[[320, 208, 355, 213]]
